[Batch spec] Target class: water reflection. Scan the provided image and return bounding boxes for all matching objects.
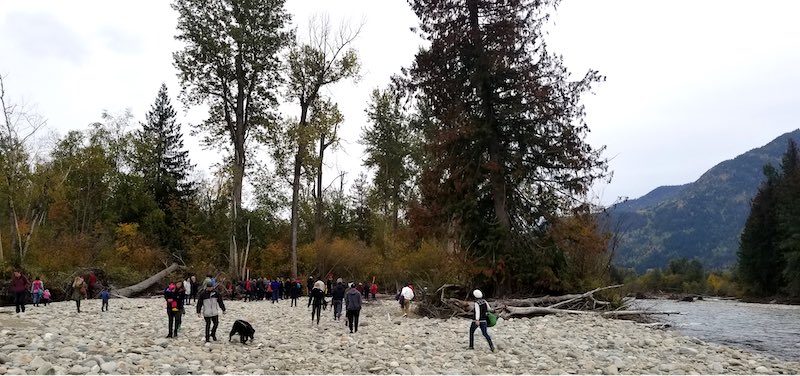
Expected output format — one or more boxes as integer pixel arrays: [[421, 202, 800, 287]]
[[637, 298, 800, 361]]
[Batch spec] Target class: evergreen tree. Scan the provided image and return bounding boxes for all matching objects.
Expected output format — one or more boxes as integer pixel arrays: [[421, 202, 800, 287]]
[[407, 0, 607, 291], [777, 139, 800, 296], [361, 87, 415, 229], [133, 84, 194, 253], [737, 140, 800, 296]]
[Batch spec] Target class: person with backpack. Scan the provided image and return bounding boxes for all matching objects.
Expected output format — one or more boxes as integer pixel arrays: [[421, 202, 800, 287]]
[[400, 282, 415, 317], [31, 276, 44, 307], [345, 283, 363, 333], [469, 289, 494, 352]]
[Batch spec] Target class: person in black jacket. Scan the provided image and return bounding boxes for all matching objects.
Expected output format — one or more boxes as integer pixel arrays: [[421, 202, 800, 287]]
[[164, 282, 186, 338], [468, 289, 494, 352], [331, 279, 346, 321], [290, 279, 301, 307], [345, 283, 362, 333], [310, 281, 325, 325], [307, 276, 315, 307]]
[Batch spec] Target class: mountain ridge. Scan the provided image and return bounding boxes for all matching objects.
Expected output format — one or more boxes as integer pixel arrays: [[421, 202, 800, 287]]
[[610, 128, 800, 272]]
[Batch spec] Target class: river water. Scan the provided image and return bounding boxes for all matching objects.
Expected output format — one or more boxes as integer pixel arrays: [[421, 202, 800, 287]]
[[637, 298, 800, 361]]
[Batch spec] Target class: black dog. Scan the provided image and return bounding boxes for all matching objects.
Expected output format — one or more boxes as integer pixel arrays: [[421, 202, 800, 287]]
[[229, 320, 255, 344]]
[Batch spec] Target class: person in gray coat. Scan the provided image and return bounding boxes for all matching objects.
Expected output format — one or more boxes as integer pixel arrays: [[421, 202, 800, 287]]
[[196, 282, 226, 342], [345, 283, 363, 333]]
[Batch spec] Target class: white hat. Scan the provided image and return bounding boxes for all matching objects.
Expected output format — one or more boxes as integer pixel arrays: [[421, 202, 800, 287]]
[[473, 289, 483, 299]]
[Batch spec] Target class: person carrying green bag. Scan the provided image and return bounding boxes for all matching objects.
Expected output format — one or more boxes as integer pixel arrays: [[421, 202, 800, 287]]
[[469, 289, 495, 352]]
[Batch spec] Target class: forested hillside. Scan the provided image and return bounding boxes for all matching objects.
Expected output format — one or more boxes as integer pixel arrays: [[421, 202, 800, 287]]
[[610, 129, 800, 271]]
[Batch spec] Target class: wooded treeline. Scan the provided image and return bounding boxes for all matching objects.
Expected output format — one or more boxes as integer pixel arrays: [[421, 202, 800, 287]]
[[738, 138, 800, 299], [1, 0, 613, 296]]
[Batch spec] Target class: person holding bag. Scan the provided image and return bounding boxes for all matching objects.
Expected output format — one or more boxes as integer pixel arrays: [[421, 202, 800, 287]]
[[468, 289, 495, 352]]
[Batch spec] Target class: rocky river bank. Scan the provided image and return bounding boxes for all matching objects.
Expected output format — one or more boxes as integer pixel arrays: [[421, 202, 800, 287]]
[[0, 297, 798, 374]]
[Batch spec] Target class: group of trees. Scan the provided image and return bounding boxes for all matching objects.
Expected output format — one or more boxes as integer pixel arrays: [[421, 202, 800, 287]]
[[738, 139, 800, 298], [1, 0, 613, 296]]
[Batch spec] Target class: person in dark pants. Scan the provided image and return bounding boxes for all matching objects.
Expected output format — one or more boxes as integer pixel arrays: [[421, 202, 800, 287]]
[[271, 279, 280, 303], [165, 281, 187, 337], [468, 289, 494, 352], [72, 276, 87, 313], [331, 279, 345, 321], [100, 288, 110, 311], [307, 276, 315, 307], [10, 271, 29, 313], [197, 281, 226, 342], [345, 283, 363, 333], [310, 281, 325, 325], [290, 279, 301, 307]]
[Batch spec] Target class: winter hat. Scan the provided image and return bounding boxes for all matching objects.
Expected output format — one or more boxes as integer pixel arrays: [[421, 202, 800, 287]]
[[206, 281, 214, 288], [473, 289, 483, 299]]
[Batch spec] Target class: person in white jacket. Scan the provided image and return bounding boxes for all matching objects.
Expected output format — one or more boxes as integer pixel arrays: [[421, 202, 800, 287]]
[[400, 283, 415, 317], [183, 277, 192, 305], [469, 289, 494, 352]]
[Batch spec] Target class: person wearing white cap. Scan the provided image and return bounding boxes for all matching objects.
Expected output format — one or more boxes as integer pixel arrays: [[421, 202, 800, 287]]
[[469, 289, 495, 352]]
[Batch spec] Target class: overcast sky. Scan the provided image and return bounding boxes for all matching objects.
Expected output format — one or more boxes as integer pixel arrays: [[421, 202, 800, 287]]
[[1, 0, 799, 206]]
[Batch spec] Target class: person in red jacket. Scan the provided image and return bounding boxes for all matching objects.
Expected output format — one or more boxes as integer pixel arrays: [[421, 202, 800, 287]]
[[10, 271, 29, 313], [370, 282, 378, 302]]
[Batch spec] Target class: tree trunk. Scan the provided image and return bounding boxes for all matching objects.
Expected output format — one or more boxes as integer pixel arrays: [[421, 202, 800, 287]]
[[467, 0, 509, 230], [290, 103, 309, 280], [315, 133, 325, 241], [114, 263, 185, 297]]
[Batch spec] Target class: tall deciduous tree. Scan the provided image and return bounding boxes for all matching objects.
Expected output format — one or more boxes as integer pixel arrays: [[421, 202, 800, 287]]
[[286, 16, 360, 278], [0, 75, 47, 266], [132, 84, 195, 254], [361, 87, 415, 229], [407, 0, 607, 290], [309, 98, 344, 240], [173, 0, 291, 278]]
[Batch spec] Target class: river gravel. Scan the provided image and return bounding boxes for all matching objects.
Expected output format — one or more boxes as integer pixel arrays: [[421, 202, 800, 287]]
[[0, 297, 798, 375]]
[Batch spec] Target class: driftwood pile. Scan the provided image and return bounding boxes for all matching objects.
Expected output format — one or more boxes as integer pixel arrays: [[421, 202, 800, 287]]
[[421, 284, 679, 320]]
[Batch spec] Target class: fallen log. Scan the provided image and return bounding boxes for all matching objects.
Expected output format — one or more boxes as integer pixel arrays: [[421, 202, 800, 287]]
[[505, 306, 680, 317], [114, 263, 185, 297], [547, 284, 623, 309]]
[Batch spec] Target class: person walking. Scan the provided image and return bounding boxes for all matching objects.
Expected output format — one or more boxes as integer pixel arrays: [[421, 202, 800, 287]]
[[345, 283, 363, 333], [310, 280, 325, 325], [72, 276, 87, 313], [31, 276, 44, 307], [188, 275, 198, 304], [400, 282, 415, 317], [10, 271, 29, 313], [468, 289, 495, 352], [306, 276, 315, 307], [331, 279, 345, 321], [197, 281, 225, 342], [165, 282, 185, 338], [42, 289, 51, 306]]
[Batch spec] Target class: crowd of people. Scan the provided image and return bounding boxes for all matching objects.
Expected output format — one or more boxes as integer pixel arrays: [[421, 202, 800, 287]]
[[7, 270, 495, 351]]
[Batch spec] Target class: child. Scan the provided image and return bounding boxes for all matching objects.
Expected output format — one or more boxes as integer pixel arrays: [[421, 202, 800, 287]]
[[31, 277, 44, 307], [100, 288, 110, 311], [42, 289, 51, 306]]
